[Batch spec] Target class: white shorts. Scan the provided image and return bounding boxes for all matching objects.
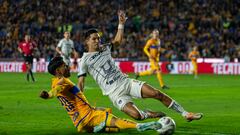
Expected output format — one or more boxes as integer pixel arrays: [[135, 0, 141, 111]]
[[108, 78, 145, 110]]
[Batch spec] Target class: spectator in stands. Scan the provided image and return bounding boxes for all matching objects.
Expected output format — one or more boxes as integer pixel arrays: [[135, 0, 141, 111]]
[[0, 0, 239, 62]]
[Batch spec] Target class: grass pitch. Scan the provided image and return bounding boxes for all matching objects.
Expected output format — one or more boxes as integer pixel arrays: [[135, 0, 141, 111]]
[[0, 73, 240, 135]]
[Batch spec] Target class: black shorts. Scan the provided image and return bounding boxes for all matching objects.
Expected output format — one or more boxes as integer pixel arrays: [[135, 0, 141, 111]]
[[23, 55, 33, 64]]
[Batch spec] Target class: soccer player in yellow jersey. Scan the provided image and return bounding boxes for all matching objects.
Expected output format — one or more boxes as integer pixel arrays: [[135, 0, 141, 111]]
[[135, 29, 169, 89], [188, 46, 200, 79], [40, 56, 170, 133]]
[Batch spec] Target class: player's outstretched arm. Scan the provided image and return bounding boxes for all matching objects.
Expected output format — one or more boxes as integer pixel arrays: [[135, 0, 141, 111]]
[[40, 86, 60, 99], [112, 10, 127, 46], [78, 76, 85, 92]]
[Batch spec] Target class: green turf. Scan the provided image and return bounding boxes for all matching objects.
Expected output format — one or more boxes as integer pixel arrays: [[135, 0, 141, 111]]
[[0, 73, 240, 135]]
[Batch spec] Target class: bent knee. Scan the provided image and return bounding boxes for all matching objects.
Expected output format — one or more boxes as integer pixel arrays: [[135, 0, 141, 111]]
[[152, 69, 157, 74], [152, 90, 164, 100]]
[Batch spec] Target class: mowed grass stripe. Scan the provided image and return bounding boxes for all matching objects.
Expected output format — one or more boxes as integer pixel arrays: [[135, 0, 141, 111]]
[[0, 73, 240, 135]]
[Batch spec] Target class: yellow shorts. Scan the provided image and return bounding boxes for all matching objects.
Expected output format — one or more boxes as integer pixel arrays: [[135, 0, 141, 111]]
[[149, 58, 160, 70], [192, 61, 197, 70], [77, 110, 110, 132]]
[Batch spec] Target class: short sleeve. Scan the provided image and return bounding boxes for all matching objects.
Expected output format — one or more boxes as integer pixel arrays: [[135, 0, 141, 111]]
[[48, 85, 62, 97], [71, 40, 74, 49], [57, 40, 63, 48], [77, 57, 87, 78]]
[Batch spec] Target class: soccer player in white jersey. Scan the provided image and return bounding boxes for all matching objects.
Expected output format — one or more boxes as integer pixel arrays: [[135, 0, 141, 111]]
[[77, 10, 203, 121], [56, 31, 78, 66]]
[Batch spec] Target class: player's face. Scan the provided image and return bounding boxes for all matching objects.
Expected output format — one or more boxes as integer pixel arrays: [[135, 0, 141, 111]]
[[64, 32, 70, 39], [25, 35, 30, 42], [86, 33, 100, 51], [57, 63, 70, 77], [152, 30, 159, 39]]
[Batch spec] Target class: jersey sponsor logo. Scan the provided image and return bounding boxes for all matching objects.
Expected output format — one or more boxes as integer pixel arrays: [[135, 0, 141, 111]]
[[106, 74, 120, 85], [89, 46, 109, 61], [65, 43, 72, 46], [99, 59, 120, 85], [90, 51, 103, 61], [100, 60, 115, 75]]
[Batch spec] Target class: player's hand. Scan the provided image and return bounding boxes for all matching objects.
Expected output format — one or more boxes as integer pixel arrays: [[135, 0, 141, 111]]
[[40, 91, 49, 99], [118, 10, 127, 24]]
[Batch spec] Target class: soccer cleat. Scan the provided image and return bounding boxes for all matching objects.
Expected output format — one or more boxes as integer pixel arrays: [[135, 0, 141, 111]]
[[135, 73, 140, 79], [93, 122, 106, 133], [185, 112, 203, 122], [144, 110, 166, 118], [161, 85, 170, 90], [137, 121, 162, 132]]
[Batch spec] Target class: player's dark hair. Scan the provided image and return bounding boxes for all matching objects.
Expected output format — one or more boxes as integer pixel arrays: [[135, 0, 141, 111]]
[[48, 57, 64, 75], [84, 28, 98, 40]]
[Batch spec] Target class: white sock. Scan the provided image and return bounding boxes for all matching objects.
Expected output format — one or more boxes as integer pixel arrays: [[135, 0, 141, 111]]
[[168, 100, 188, 117], [139, 110, 148, 119], [132, 104, 148, 120], [181, 111, 189, 117]]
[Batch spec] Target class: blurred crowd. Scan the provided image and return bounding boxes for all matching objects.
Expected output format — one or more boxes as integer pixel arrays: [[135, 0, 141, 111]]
[[0, 0, 240, 61]]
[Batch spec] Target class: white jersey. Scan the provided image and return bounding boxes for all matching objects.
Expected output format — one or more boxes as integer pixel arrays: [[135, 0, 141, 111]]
[[57, 38, 74, 65], [78, 45, 128, 95]]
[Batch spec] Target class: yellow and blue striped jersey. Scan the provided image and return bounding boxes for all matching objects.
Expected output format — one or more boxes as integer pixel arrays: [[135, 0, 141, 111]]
[[49, 77, 92, 128], [143, 38, 161, 60]]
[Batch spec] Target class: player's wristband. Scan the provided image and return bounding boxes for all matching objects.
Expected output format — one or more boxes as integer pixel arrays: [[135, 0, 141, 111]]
[[118, 24, 124, 29]]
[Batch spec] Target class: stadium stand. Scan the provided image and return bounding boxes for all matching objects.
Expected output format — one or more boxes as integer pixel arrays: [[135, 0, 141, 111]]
[[0, 0, 239, 61]]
